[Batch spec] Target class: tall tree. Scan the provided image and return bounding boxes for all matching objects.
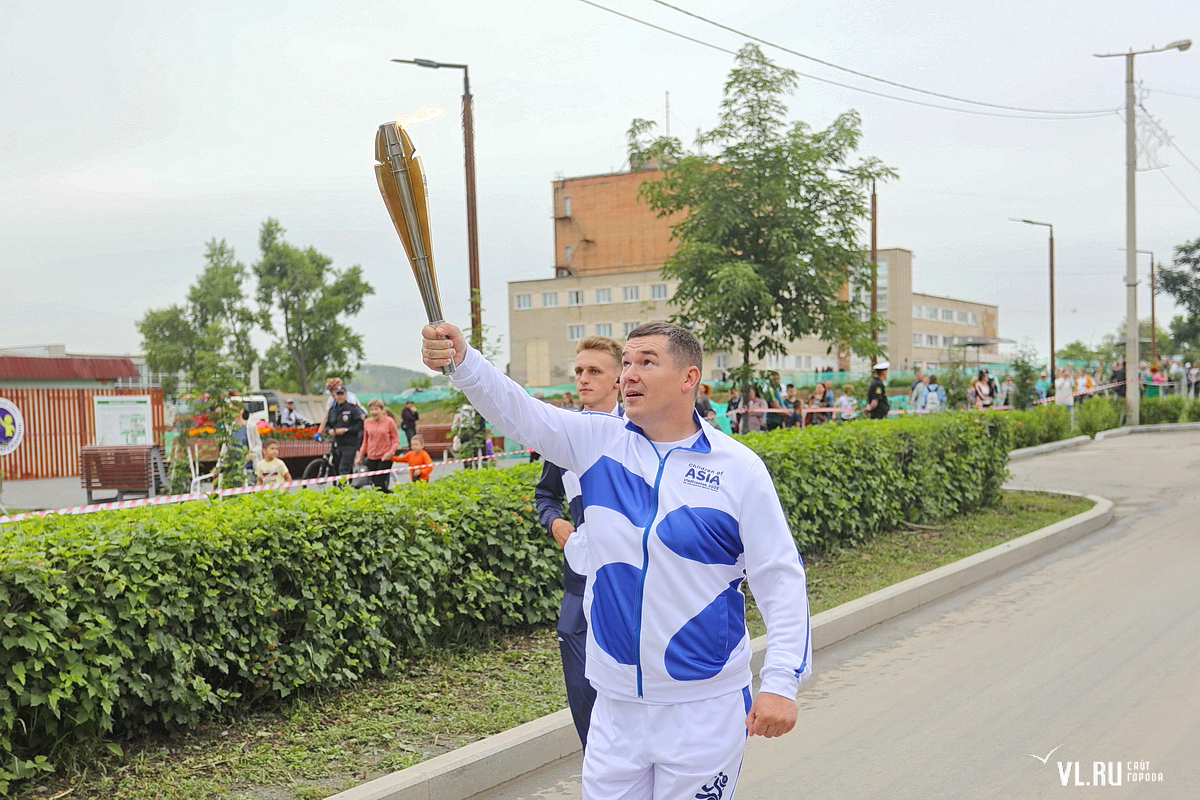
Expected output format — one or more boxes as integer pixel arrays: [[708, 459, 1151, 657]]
[[630, 44, 895, 388], [253, 218, 374, 394], [138, 239, 256, 396], [1159, 238, 1200, 357]]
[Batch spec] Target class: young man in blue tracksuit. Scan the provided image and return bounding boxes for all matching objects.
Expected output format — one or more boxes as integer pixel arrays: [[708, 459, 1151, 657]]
[[422, 321, 811, 800], [535, 335, 624, 749]]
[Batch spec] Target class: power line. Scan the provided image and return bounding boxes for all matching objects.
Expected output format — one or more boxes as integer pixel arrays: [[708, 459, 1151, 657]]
[[572, 0, 1119, 120], [1133, 116, 1200, 218], [1139, 103, 1200, 180], [649, 0, 1115, 116]]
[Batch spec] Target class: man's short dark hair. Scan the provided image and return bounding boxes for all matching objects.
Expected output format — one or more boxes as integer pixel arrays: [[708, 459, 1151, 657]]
[[626, 322, 703, 370]]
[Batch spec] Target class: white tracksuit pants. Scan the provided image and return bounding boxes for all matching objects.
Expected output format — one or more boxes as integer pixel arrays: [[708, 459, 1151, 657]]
[[582, 686, 752, 800]]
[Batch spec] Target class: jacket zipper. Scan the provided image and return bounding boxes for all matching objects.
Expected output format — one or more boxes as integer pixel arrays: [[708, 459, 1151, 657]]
[[633, 430, 706, 699]]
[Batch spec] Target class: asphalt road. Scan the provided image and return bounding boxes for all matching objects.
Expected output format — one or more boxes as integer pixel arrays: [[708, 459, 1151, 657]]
[[471, 430, 1200, 799]]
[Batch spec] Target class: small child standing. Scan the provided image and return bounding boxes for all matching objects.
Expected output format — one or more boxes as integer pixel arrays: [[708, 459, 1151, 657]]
[[255, 439, 292, 486], [357, 398, 401, 492], [393, 434, 434, 482]]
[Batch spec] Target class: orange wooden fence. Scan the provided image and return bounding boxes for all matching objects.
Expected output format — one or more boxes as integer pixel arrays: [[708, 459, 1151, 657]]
[[0, 388, 166, 480]]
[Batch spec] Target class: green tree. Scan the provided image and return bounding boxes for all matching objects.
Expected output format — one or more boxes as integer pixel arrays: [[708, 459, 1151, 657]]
[[1055, 340, 1096, 364], [1099, 318, 1175, 362], [253, 218, 375, 394], [138, 239, 257, 397], [1160, 239, 1200, 358], [1168, 314, 1200, 360], [629, 44, 895, 392], [1008, 346, 1040, 410]]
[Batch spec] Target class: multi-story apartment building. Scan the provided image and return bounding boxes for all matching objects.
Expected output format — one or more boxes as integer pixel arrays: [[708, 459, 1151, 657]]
[[508, 169, 998, 386]]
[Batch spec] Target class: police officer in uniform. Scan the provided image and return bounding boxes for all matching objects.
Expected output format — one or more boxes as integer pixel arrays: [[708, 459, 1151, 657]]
[[323, 387, 365, 477], [866, 360, 891, 420]]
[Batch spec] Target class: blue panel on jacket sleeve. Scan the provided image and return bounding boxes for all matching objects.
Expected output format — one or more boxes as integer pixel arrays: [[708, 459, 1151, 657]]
[[579, 456, 655, 526], [664, 579, 746, 680], [656, 505, 742, 565], [591, 562, 641, 665]]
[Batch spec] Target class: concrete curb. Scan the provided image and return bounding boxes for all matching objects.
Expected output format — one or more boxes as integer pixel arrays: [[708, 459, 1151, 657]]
[[1095, 421, 1200, 441], [331, 492, 1114, 800], [1008, 435, 1092, 461]]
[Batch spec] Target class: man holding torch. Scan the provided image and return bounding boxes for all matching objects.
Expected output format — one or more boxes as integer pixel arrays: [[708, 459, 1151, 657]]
[[421, 320, 811, 800]]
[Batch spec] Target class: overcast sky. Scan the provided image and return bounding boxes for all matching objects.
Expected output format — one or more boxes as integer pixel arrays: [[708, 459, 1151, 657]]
[[3, 0, 1198, 372]]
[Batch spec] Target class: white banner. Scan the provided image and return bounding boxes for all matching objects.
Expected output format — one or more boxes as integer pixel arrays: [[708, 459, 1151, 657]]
[[93, 395, 153, 445]]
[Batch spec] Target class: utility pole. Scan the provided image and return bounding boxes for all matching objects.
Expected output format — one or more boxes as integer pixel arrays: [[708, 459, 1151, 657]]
[[1095, 39, 1191, 423], [392, 58, 483, 349]]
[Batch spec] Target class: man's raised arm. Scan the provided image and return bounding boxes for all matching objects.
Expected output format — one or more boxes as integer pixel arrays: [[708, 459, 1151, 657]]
[[421, 322, 615, 474]]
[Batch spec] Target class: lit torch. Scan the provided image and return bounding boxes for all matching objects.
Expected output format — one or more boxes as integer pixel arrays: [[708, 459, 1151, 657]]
[[375, 121, 454, 375]]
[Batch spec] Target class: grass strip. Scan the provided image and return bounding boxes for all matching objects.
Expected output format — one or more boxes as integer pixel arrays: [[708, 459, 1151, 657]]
[[18, 490, 1092, 800]]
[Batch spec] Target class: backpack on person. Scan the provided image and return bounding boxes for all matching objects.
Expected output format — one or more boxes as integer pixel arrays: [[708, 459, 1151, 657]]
[[925, 385, 943, 411]]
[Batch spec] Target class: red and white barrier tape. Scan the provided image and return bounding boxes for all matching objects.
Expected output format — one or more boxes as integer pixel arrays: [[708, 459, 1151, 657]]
[[0, 448, 534, 525]]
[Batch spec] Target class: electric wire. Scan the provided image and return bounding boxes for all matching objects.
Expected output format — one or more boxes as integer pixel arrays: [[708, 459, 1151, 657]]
[[572, 0, 1119, 120], [648, 0, 1115, 116], [1139, 103, 1200, 180]]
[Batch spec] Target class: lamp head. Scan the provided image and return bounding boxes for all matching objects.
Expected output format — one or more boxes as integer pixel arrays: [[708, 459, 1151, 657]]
[[1167, 39, 1192, 51], [414, 58, 441, 68]]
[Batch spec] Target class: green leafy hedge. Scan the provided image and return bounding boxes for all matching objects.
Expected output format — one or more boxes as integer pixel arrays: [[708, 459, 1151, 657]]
[[1, 412, 1013, 789], [1005, 404, 1072, 449], [0, 466, 557, 791], [741, 412, 1010, 552]]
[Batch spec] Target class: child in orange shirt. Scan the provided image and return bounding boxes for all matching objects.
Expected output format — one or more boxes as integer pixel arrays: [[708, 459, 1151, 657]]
[[392, 434, 434, 482]]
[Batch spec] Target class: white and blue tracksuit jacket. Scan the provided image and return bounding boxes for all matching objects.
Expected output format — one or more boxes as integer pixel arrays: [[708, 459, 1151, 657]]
[[453, 347, 812, 704]]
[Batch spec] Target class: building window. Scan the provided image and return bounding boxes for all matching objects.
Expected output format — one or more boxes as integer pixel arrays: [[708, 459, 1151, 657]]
[[596, 288, 612, 304], [564, 245, 573, 264], [543, 292, 558, 307], [596, 323, 613, 337], [564, 196, 572, 217], [568, 325, 585, 340], [913, 333, 924, 347], [957, 310, 969, 324], [970, 312, 979, 326], [623, 322, 638, 336], [926, 334, 939, 347], [796, 355, 812, 369], [942, 335, 956, 347], [942, 308, 954, 321], [623, 286, 639, 302], [913, 304, 923, 319], [652, 283, 668, 299], [924, 305, 938, 320], [516, 294, 532, 310], [568, 290, 584, 306], [715, 353, 728, 369]]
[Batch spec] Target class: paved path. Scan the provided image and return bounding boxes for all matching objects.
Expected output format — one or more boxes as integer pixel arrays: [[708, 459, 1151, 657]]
[[471, 430, 1200, 799]]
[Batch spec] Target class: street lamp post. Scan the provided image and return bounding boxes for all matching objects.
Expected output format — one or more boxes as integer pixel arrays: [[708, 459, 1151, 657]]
[[392, 58, 483, 349], [1011, 219, 1055, 378], [1095, 39, 1191, 424], [1145, 251, 1157, 364]]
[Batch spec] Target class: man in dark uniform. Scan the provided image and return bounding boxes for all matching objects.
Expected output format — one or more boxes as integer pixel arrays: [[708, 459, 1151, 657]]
[[534, 335, 622, 748], [866, 360, 891, 420], [323, 387, 365, 477]]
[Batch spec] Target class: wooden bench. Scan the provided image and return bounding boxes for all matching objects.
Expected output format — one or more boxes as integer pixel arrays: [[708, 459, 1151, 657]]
[[80, 444, 169, 503], [417, 423, 454, 459]]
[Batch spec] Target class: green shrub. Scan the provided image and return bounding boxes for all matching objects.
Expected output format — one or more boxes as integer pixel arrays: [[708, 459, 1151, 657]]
[[1182, 399, 1200, 422], [742, 412, 1010, 552], [1, 413, 1012, 788], [1140, 395, 1188, 425], [1006, 404, 1071, 449], [1075, 396, 1122, 438], [0, 465, 558, 788]]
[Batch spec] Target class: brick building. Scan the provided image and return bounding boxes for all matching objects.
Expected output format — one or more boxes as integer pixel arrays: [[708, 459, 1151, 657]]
[[508, 169, 998, 386]]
